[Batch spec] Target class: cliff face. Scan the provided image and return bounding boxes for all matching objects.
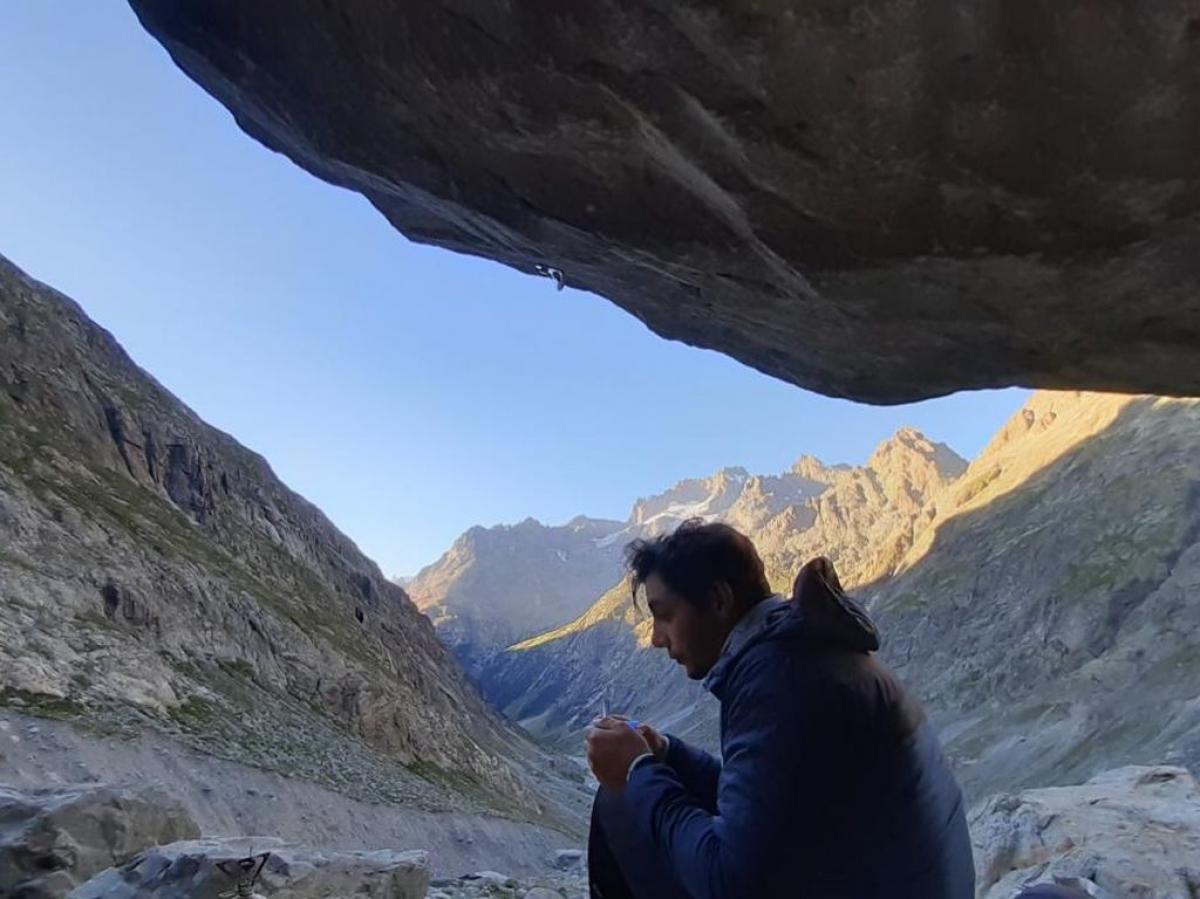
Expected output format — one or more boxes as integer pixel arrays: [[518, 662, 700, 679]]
[[872, 392, 1200, 798], [0, 254, 574, 821], [128, 0, 1200, 402]]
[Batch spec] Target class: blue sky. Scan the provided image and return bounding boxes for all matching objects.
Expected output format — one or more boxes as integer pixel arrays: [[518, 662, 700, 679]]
[[0, 3, 1028, 576]]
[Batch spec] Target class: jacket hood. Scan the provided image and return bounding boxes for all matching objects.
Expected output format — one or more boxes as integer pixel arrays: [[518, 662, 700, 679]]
[[789, 556, 880, 653], [704, 557, 880, 696]]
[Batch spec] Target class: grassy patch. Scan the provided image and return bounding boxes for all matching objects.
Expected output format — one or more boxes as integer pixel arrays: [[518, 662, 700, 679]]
[[1053, 515, 1186, 602], [73, 608, 123, 633], [955, 465, 1003, 505], [410, 758, 500, 810], [167, 695, 221, 730], [217, 658, 256, 680], [1139, 642, 1200, 690], [0, 687, 86, 719], [884, 591, 928, 613]]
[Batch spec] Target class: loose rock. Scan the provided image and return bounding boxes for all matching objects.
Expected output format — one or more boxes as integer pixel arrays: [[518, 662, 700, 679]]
[[0, 783, 199, 899], [971, 766, 1200, 898], [68, 837, 429, 899]]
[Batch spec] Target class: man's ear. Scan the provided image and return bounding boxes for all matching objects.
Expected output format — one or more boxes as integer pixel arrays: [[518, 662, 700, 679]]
[[710, 581, 736, 619]]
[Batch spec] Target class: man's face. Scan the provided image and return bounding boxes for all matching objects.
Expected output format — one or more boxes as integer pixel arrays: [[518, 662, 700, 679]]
[[644, 572, 734, 680]]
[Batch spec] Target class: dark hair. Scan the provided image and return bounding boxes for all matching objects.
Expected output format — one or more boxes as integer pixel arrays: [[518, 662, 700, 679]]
[[625, 518, 772, 609]]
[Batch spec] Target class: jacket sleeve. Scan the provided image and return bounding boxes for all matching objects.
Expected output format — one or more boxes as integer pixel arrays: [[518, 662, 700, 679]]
[[625, 651, 814, 899], [661, 734, 721, 813]]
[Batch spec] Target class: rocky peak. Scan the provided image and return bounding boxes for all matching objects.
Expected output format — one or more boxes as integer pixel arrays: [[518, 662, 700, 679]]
[[866, 427, 968, 512], [565, 514, 623, 535], [405, 513, 629, 655], [898, 391, 1137, 573], [974, 390, 1125, 464], [424, 434, 968, 672], [628, 466, 749, 531], [869, 427, 966, 479], [789, 454, 843, 483]]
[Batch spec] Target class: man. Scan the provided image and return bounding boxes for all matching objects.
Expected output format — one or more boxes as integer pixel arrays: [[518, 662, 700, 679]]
[[586, 519, 974, 898]]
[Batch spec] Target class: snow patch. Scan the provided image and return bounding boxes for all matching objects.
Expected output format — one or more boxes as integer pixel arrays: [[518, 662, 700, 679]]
[[594, 528, 633, 549]]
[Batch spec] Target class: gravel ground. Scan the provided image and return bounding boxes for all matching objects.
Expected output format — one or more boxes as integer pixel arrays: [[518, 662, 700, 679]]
[[0, 711, 586, 880]]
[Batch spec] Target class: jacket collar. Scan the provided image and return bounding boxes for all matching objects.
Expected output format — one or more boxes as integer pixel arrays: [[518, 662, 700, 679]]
[[698, 565, 883, 700], [702, 595, 788, 696]]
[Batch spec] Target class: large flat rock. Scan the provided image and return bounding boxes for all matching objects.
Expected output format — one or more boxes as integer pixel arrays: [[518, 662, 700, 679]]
[[68, 838, 429, 899], [972, 766, 1200, 898], [0, 783, 200, 899], [127, 1, 1200, 402]]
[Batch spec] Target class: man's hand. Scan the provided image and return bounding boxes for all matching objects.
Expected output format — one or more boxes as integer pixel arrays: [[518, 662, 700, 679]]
[[586, 717, 651, 791], [590, 714, 668, 760], [636, 722, 669, 761]]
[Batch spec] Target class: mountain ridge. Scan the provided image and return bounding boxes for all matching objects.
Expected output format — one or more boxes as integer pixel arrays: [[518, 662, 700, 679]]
[[410, 427, 969, 670], [419, 426, 968, 750], [0, 253, 582, 828]]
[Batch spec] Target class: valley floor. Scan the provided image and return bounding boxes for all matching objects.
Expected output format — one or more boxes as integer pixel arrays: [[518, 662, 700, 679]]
[[0, 711, 584, 880]]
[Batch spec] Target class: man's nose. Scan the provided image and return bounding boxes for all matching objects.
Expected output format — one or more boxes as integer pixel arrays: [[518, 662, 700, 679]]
[[651, 626, 667, 649]]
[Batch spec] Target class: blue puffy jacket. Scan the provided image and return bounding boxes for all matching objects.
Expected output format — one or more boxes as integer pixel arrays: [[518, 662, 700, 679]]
[[624, 562, 975, 898]]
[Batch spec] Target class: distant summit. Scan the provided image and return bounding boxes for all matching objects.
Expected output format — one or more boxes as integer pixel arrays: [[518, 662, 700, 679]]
[[407, 428, 967, 680]]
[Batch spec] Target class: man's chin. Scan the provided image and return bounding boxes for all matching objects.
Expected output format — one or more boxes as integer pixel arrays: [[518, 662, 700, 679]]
[[668, 654, 711, 680]]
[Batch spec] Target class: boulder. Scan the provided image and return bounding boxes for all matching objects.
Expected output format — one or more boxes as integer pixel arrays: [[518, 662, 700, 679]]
[[971, 766, 1200, 898], [0, 783, 199, 899], [552, 849, 583, 872], [463, 869, 515, 888], [68, 837, 429, 899]]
